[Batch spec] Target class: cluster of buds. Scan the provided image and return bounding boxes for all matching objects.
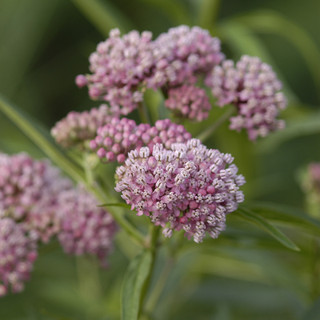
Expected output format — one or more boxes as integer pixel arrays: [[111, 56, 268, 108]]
[[90, 118, 192, 163], [76, 29, 155, 115], [0, 153, 72, 243], [0, 153, 117, 296], [206, 56, 287, 140], [76, 26, 224, 121], [57, 187, 117, 267], [165, 85, 211, 121], [0, 218, 37, 296], [51, 104, 116, 149], [115, 139, 245, 243], [147, 25, 224, 89]]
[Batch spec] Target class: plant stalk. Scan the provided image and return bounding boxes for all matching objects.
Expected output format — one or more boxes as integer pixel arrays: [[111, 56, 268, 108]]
[[196, 107, 234, 142]]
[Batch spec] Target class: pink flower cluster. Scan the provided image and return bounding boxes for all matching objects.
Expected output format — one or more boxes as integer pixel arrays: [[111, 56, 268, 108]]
[[0, 153, 72, 243], [148, 25, 224, 89], [0, 152, 117, 295], [165, 85, 211, 121], [77, 26, 223, 120], [90, 118, 192, 163], [51, 104, 116, 148], [115, 139, 245, 242], [58, 187, 117, 267], [206, 55, 287, 140], [76, 29, 154, 115], [0, 218, 37, 296]]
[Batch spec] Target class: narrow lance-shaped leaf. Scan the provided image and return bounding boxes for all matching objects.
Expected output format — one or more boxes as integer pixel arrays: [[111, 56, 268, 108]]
[[236, 206, 300, 251], [0, 93, 84, 183], [122, 250, 152, 320], [71, 0, 133, 36], [257, 111, 320, 152], [245, 201, 320, 235], [234, 10, 320, 99]]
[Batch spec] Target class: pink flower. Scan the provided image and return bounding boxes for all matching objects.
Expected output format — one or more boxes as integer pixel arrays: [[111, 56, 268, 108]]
[[57, 187, 117, 267], [51, 104, 116, 149], [115, 139, 245, 242], [91, 118, 192, 163], [0, 153, 73, 243], [165, 85, 211, 121], [0, 218, 37, 296], [148, 26, 224, 89], [206, 55, 287, 140], [77, 28, 154, 115]]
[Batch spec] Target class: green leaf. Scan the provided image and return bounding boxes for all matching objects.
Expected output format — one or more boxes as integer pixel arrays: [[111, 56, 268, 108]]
[[216, 20, 298, 102], [245, 201, 320, 235], [257, 111, 320, 152], [233, 10, 320, 98], [121, 250, 152, 320], [197, 0, 221, 30], [98, 202, 131, 209], [71, 0, 133, 36], [236, 206, 300, 251], [0, 93, 84, 183], [136, 0, 191, 25]]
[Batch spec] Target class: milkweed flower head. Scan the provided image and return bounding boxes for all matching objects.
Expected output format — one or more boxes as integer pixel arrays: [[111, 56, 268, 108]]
[[90, 118, 192, 163], [51, 104, 117, 149], [165, 85, 211, 121], [0, 153, 73, 243], [57, 186, 117, 267], [115, 139, 245, 243], [0, 218, 37, 296], [148, 25, 224, 89], [77, 26, 223, 118], [206, 55, 287, 140], [77, 28, 154, 115]]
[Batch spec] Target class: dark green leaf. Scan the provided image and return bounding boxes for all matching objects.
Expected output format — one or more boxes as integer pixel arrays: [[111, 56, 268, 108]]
[[233, 10, 320, 98], [257, 111, 320, 152], [237, 206, 300, 251], [121, 250, 152, 320], [71, 0, 133, 36], [0, 93, 84, 183], [136, 0, 191, 25], [245, 201, 320, 235]]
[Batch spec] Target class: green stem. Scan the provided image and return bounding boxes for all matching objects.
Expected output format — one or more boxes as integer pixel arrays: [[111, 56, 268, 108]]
[[83, 153, 94, 185], [144, 257, 174, 315], [144, 232, 184, 316], [196, 107, 234, 142], [0, 94, 145, 246], [0, 94, 84, 183], [80, 181, 146, 246]]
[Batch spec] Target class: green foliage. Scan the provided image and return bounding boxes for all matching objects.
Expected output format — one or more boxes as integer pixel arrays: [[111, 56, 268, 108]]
[[0, 0, 319, 319], [121, 251, 152, 320]]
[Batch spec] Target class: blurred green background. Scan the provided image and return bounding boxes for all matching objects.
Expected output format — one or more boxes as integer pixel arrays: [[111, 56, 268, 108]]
[[0, 0, 320, 319]]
